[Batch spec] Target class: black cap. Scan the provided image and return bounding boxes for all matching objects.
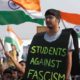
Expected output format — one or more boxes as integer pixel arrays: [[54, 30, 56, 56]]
[[19, 60, 26, 64], [45, 9, 60, 21], [8, 66, 18, 72], [3, 68, 12, 74]]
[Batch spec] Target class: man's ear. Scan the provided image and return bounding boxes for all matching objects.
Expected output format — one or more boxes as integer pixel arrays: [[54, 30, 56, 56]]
[[55, 18, 60, 24], [58, 19, 60, 23]]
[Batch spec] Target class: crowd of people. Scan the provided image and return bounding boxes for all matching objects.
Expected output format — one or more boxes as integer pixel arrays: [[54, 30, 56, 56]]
[[0, 9, 80, 80], [0, 40, 26, 80], [1, 61, 25, 80]]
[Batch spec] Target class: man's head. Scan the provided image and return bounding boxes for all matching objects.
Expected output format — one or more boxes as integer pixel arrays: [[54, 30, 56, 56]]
[[19, 60, 26, 69], [11, 44, 16, 50], [8, 66, 18, 79], [45, 9, 60, 29], [2, 68, 12, 80], [18, 60, 26, 78]]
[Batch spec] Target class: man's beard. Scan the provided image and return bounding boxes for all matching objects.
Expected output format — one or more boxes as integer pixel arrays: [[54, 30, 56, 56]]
[[47, 24, 53, 29], [46, 22, 53, 29]]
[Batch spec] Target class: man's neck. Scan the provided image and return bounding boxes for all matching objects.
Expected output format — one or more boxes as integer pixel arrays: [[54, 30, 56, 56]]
[[47, 26, 60, 36]]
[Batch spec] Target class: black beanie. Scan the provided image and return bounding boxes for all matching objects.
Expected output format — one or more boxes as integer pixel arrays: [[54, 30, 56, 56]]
[[45, 9, 60, 21]]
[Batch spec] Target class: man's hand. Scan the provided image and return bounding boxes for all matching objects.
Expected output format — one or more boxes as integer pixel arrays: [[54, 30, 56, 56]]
[[5, 51, 12, 58]]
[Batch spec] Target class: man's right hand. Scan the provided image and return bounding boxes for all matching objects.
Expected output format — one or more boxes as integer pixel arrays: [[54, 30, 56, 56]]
[[5, 51, 12, 58]]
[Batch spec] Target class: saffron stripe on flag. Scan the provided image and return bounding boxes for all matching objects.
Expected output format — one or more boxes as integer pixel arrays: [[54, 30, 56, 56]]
[[13, 0, 41, 11]]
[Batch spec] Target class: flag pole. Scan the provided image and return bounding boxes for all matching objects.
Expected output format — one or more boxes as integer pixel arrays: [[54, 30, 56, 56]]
[[0, 38, 5, 52]]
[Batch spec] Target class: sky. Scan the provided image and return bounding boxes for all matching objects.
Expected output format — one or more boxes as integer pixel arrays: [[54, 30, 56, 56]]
[[0, 0, 80, 39]]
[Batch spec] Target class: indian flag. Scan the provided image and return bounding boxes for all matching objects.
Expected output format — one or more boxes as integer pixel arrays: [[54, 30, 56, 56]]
[[0, 0, 44, 25], [4, 26, 23, 52], [60, 11, 80, 27], [41, 0, 80, 28], [48, 0, 80, 47]]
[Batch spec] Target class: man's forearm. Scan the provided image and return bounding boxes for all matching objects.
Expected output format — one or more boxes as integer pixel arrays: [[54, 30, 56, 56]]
[[9, 55, 25, 74], [65, 51, 72, 80]]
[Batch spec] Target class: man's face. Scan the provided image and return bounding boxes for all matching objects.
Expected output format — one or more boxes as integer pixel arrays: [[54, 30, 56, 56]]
[[3, 73, 11, 80], [11, 45, 16, 50], [45, 15, 58, 29], [11, 71, 18, 79]]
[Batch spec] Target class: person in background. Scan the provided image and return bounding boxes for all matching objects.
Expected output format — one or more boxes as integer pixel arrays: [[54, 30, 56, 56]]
[[0, 38, 7, 79], [5, 51, 25, 74], [18, 60, 26, 80], [0, 64, 3, 80], [7, 44, 19, 67], [2, 66, 18, 80], [9, 66, 18, 80], [22, 45, 30, 61], [2, 67, 12, 80]]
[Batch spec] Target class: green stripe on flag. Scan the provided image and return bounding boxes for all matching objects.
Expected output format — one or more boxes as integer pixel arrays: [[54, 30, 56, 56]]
[[0, 10, 44, 25], [5, 37, 20, 51]]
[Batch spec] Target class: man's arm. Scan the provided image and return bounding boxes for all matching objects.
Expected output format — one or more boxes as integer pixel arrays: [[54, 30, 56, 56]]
[[65, 34, 74, 80], [65, 51, 72, 80], [5, 51, 25, 74]]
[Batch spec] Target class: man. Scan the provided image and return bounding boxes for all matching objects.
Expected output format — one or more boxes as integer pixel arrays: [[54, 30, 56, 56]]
[[5, 51, 25, 74], [2, 68, 12, 80], [7, 44, 19, 67], [18, 60, 26, 80], [21, 9, 77, 80], [9, 66, 18, 80]]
